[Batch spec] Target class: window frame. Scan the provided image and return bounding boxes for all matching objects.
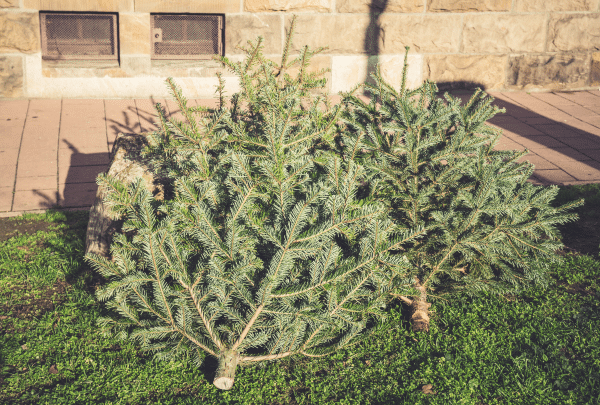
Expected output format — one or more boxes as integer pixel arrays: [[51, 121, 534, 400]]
[[40, 12, 119, 61], [150, 13, 224, 61]]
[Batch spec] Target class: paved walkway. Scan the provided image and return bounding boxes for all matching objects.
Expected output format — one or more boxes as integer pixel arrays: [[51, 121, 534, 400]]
[[1, 90, 600, 218]]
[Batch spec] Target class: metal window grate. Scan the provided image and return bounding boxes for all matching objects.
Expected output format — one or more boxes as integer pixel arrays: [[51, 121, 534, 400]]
[[40, 12, 118, 60], [151, 14, 223, 60]]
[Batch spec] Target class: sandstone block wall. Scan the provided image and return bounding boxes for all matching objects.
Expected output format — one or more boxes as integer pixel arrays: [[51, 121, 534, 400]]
[[1, 0, 599, 100]]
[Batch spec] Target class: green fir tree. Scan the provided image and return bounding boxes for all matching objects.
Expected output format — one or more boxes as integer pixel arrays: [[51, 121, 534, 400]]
[[334, 47, 584, 331], [85, 16, 423, 390]]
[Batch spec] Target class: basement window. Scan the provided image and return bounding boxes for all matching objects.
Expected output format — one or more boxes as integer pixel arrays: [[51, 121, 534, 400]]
[[40, 12, 118, 61], [151, 14, 223, 60]]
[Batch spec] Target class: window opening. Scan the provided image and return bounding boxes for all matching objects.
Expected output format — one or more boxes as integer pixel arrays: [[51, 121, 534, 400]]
[[151, 14, 223, 60], [40, 12, 118, 60]]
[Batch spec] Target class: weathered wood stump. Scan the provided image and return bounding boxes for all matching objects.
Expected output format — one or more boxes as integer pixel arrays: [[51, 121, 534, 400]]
[[85, 132, 168, 261]]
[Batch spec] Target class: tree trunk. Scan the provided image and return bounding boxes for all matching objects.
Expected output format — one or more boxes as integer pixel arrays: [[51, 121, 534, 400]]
[[410, 278, 431, 332], [213, 349, 240, 390], [85, 133, 166, 260]]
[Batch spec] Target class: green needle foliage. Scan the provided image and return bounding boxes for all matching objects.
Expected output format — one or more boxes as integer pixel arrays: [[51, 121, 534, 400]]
[[335, 48, 584, 328], [84, 15, 422, 390]]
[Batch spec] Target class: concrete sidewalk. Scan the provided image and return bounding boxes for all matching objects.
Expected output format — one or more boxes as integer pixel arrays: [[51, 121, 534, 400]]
[[1, 90, 600, 218]]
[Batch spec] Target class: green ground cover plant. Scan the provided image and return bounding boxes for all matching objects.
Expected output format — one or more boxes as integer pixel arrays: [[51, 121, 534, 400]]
[[0, 195, 598, 403]]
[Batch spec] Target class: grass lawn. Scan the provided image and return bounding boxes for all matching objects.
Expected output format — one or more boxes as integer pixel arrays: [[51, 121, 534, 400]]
[[0, 183, 599, 404]]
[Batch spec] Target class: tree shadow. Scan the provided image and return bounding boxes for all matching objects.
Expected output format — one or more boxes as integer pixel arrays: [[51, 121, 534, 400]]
[[59, 140, 109, 210], [28, 140, 109, 212], [362, 0, 388, 102], [433, 81, 600, 189], [104, 96, 170, 145], [27, 98, 176, 212], [435, 80, 486, 92]]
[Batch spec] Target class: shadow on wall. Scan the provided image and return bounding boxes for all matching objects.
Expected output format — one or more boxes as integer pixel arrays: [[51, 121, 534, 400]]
[[363, 0, 389, 101]]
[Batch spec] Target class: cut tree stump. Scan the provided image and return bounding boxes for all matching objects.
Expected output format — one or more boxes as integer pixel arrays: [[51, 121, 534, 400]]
[[85, 132, 169, 261], [391, 278, 432, 332], [213, 349, 240, 390], [410, 279, 431, 332]]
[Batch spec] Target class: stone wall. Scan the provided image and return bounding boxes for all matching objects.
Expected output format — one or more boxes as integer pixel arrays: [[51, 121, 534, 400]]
[[1, 0, 599, 99]]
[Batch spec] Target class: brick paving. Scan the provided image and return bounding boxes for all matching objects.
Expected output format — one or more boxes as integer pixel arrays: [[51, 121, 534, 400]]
[[1, 90, 600, 218]]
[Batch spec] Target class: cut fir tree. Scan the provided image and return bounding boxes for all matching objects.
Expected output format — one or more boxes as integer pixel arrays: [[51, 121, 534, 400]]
[[334, 47, 584, 332], [85, 15, 422, 390]]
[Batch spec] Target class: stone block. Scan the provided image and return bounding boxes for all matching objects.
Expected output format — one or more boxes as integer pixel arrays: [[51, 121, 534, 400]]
[[591, 52, 600, 86], [287, 14, 459, 55], [378, 14, 461, 53], [120, 56, 236, 78], [155, 59, 236, 79], [149, 58, 237, 79], [368, 54, 423, 93], [425, 55, 505, 91], [329, 55, 368, 95], [462, 14, 545, 53], [507, 53, 591, 90], [119, 13, 150, 55], [134, 0, 240, 13], [336, 0, 424, 13], [330, 54, 423, 96], [245, 0, 332, 12], [40, 59, 129, 77], [0, 11, 40, 53], [226, 14, 282, 56], [515, 0, 596, 12], [0, 0, 18, 8], [39, 55, 237, 80], [548, 13, 600, 52], [186, 65, 236, 78], [0, 55, 24, 98], [25, 53, 243, 98], [283, 15, 372, 54], [23, 0, 134, 11], [428, 0, 510, 12], [41, 60, 120, 77], [200, 54, 247, 74]]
